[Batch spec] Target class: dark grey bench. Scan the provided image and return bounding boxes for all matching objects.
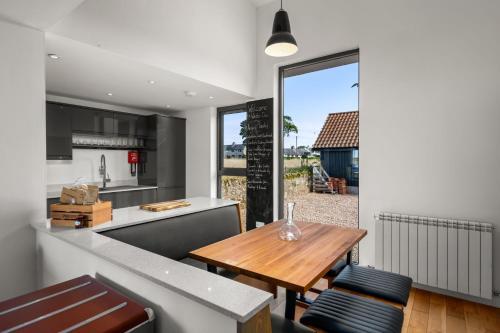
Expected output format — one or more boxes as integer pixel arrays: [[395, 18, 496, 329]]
[[333, 265, 413, 306], [300, 289, 404, 333], [100, 205, 241, 261]]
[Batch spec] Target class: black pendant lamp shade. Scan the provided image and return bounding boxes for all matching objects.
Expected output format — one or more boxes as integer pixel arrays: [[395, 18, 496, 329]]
[[265, 1, 298, 57]]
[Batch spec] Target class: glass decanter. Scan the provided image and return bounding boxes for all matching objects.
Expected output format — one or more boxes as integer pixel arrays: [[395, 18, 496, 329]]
[[279, 202, 302, 241]]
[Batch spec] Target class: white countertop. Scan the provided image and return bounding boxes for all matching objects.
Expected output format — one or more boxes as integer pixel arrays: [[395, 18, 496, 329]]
[[47, 184, 158, 199], [93, 197, 237, 232], [32, 197, 272, 323]]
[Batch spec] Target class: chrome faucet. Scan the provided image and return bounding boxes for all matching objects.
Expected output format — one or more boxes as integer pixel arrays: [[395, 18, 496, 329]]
[[99, 154, 111, 189]]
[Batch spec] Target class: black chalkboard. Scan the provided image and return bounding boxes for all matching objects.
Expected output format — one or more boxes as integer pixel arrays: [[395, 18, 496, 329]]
[[246, 98, 273, 230]]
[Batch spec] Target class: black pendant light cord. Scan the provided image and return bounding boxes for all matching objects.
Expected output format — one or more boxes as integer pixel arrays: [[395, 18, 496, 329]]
[[280, 0, 283, 10]]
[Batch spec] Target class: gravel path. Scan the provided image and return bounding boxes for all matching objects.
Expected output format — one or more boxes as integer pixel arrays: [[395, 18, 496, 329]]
[[285, 192, 359, 261], [286, 193, 358, 227]]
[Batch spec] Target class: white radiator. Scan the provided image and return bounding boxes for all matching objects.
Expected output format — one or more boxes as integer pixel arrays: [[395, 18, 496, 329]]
[[375, 212, 494, 299]]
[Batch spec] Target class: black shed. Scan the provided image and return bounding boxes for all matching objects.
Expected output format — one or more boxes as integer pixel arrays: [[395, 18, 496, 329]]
[[312, 111, 359, 187]]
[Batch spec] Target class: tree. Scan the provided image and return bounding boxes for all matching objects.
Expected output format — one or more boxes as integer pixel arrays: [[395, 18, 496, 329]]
[[240, 115, 298, 142], [283, 115, 298, 137]]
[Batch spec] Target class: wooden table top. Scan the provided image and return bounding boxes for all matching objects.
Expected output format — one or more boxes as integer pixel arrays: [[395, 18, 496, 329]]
[[189, 221, 367, 293]]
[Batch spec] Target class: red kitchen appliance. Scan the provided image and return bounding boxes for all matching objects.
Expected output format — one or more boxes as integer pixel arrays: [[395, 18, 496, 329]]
[[128, 150, 139, 176], [0, 275, 154, 333]]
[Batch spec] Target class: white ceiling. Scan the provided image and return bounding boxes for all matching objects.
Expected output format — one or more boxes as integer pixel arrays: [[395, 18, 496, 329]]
[[46, 33, 251, 112], [0, 0, 85, 29], [250, 0, 275, 7], [1, 0, 258, 112]]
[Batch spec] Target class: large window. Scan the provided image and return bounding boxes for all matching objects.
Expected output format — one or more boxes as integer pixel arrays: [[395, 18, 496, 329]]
[[217, 105, 247, 229], [279, 50, 360, 259]]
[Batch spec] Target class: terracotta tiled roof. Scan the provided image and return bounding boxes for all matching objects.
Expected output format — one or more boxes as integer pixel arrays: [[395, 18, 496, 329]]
[[312, 111, 358, 149]]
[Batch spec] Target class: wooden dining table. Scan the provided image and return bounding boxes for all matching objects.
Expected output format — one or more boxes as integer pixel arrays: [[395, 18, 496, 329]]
[[189, 220, 367, 320]]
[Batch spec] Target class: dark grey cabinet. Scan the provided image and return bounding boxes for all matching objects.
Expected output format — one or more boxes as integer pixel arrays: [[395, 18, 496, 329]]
[[47, 189, 158, 217], [138, 115, 186, 200], [72, 107, 114, 135], [114, 113, 139, 136], [46, 103, 72, 160], [157, 187, 185, 201], [46, 198, 59, 217], [99, 189, 157, 209], [157, 116, 186, 188], [136, 116, 149, 137]]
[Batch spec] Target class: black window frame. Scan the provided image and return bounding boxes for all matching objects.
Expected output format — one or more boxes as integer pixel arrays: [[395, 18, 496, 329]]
[[278, 48, 360, 218], [216, 104, 247, 198]]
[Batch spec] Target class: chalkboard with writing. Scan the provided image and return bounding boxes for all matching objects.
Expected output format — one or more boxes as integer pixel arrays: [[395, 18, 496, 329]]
[[246, 98, 273, 230]]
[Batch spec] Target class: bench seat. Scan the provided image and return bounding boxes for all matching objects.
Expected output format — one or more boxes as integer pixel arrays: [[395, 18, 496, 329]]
[[324, 259, 347, 278], [333, 265, 412, 306], [300, 289, 404, 333]]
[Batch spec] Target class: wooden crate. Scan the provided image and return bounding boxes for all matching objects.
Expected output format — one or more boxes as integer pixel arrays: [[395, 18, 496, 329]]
[[50, 201, 112, 228]]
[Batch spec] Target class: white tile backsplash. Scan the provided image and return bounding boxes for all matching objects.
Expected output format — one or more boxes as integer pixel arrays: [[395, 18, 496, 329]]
[[47, 149, 138, 186]]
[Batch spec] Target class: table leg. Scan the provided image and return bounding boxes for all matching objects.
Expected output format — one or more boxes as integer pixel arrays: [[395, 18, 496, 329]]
[[346, 250, 352, 265], [207, 264, 217, 274], [285, 289, 297, 320]]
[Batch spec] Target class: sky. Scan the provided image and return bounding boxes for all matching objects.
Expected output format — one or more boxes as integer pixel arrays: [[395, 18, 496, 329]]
[[284, 62, 359, 148], [223, 62, 358, 147]]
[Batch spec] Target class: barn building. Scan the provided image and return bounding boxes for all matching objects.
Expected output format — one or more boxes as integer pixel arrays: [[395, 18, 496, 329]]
[[312, 111, 359, 187]]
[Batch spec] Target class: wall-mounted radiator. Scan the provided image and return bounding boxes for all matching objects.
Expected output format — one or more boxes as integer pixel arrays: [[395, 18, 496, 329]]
[[375, 212, 494, 299]]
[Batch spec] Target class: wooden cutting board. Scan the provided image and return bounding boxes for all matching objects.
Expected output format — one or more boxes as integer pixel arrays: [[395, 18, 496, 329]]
[[140, 200, 191, 212]]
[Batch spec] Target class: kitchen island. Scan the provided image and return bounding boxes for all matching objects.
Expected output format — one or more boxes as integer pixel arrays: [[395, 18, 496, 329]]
[[32, 197, 272, 333]]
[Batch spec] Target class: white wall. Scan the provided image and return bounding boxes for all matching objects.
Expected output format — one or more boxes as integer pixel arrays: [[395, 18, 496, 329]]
[[174, 108, 217, 198], [0, 20, 45, 299], [36, 232, 237, 333], [257, 0, 500, 302], [47, 149, 137, 187], [49, 0, 257, 97]]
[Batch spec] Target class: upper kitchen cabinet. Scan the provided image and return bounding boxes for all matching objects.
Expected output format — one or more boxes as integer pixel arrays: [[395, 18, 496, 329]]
[[46, 102, 72, 160], [136, 116, 149, 137], [115, 113, 138, 136], [114, 113, 151, 137], [72, 107, 114, 135]]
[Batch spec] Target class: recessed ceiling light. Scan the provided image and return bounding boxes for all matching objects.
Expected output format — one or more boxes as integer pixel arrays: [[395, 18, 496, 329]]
[[184, 91, 197, 97], [48, 54, 60, 60], [166, 105, 171, 108], [208, 96, 215, 99], [106, 92, 113, 96], [148, 80, 156, 84]]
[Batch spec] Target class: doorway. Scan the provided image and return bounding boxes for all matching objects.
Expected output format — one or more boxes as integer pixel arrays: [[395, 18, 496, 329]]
[[279, 50, 360, 260]]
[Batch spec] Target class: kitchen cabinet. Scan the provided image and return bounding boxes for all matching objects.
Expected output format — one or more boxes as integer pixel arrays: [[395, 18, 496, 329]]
[[114, 113, 139, 136], [136, 116, 149, 137], [99, 189, 157, 209], [137, 115, 186, 201], [46, 198, 59, 217], [139, 116, 185, 185], [46, 102, 72, 160], [157, 116, 186, 188], [72, 107, 114, 135], [47, 189, 158, 217], [157, 187, 185, 201]]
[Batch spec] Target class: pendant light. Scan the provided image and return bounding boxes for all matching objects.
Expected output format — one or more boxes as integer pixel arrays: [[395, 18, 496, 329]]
[[265, 0, 298, 57]]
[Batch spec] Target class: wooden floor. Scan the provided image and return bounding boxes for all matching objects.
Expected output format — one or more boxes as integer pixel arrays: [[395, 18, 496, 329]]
[[401, 288, 500, 333], [293, 283, 500, 333]]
